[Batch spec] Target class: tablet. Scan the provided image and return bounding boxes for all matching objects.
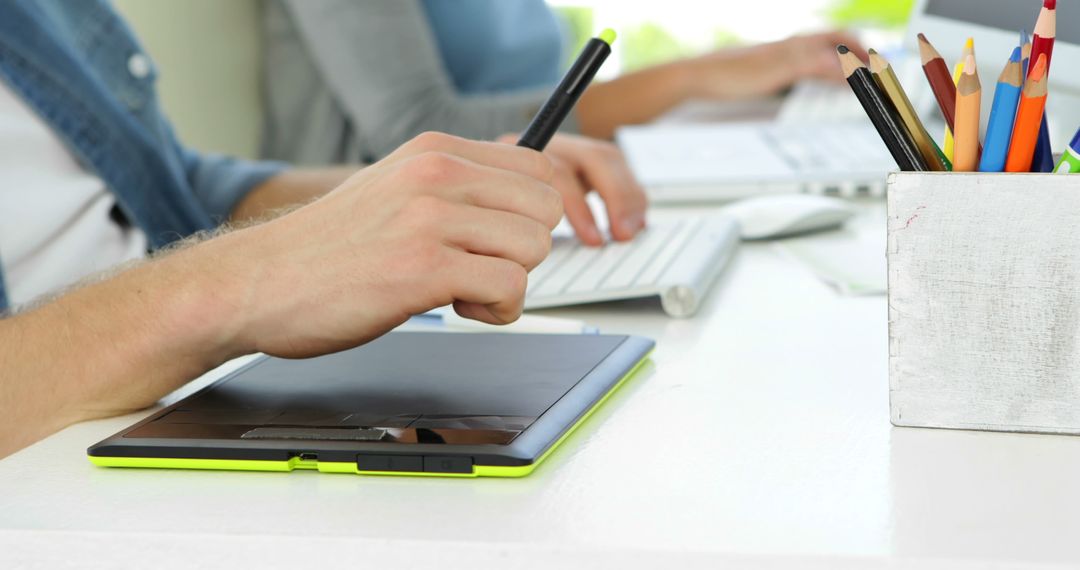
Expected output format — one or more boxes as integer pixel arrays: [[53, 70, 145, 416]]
[[88, 332, 654, 478]]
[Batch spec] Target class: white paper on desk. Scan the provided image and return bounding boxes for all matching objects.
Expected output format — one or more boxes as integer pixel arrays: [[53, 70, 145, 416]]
[[402, 306, 597, 334], [774, 227, 887, 296]]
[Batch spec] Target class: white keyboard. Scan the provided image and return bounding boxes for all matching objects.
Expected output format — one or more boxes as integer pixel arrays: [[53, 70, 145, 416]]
[[525, 216, 740, 318], [617, 121, 895, 203]]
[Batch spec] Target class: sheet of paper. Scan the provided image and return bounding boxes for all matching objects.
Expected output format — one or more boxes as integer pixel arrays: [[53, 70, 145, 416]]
[[775, 224, 887, 296]]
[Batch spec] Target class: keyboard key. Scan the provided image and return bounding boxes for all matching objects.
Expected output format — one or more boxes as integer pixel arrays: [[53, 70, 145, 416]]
[[522, 215, 740, 317], [564, 239, 635, 294], [530, 245, 602, 298], [634, 220, 697, 286], [600, 224, 674, 290], [526, 237, 576, 294]]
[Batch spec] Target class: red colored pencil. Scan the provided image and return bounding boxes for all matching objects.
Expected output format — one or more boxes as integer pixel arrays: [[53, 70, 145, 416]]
[[1030, 0, 1057, 77], [918, 33, 957, 131]]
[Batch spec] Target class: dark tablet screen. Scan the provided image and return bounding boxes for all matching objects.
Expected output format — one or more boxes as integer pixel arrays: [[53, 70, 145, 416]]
[[125, 333, 626, 446]]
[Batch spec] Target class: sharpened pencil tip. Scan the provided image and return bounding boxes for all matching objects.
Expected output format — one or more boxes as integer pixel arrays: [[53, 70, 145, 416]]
[[837, 44, 850, 54], [1045, 0, 1056, 9], [1009, 46, 1022, 62]]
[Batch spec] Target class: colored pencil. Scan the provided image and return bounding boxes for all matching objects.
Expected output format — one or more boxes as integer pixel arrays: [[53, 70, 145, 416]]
[[1031, 110, 1055, 172], [943, 38, 973, 161], [1005, 54, 1049, 173], [868, 50, 947, 171], [1020, 29, 1031, 77], [918, 34, 958, 138], [837, 45, 927, 171], [979, 47, 1023, 172], [1055, 127, 1080, 174], [1030, 0, 1056, 72], [953, 53, 981, 172], [1029, 0, 1057, 172]]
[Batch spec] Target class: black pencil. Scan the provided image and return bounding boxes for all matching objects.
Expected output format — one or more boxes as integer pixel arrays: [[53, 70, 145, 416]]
[[836, 45, 927, 171]]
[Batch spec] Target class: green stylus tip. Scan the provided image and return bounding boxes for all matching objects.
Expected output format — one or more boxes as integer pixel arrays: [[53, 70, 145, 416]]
[[598, 28, 616, 45]]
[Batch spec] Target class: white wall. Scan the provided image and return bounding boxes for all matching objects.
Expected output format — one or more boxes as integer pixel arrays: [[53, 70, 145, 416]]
[[113, 0, 264, 160]]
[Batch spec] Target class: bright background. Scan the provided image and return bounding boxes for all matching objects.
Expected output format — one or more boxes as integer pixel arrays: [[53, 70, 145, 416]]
[[113, 0, 916, 160], [550, 0, 914, 75]]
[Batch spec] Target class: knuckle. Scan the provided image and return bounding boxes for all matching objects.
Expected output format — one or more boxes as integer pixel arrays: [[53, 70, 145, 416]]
[[405, 151, 464, 186], [409, 131, 457, 152], [543, 185, 564, 227], [529, 224, 553, 266], [500, 263, 529, 299], [532, 151, 556, 184]]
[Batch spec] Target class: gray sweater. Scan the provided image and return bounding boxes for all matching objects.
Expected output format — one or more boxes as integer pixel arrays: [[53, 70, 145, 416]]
[[260, 0, 576, 165]]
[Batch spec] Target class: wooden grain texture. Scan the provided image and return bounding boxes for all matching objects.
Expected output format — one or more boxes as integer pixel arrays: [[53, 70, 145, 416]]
[[888, 172, 1080, 433]]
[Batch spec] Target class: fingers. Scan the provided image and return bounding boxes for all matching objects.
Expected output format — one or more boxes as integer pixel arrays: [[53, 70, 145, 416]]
[[390, 131, 555, 185], [392, 152, 564, 230], [445, 252, 529, 324], [455, 162, 564, 230], [438, 204, 553, 271], [551, 156, 604, 246], [564, 140, 648, 242], [495, 133, 605, 244]]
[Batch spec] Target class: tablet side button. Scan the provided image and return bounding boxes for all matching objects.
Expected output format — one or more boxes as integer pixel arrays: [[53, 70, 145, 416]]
[[357, 455, 423, 472], [424, 456, 473, 474]]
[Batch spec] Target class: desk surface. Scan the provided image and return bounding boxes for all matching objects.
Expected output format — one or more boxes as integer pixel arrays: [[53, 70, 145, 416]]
[[4, 203, 1080, 570]]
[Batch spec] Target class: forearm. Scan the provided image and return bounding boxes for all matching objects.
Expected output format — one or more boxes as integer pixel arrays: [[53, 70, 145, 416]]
[[230, 167, 353, 222], [0, 235, 250, 457], [575, 61, 696, 139], [575, 44, 785, 139]]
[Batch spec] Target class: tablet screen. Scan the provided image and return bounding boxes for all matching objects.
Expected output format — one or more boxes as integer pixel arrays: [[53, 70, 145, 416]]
[[124, 333, 626, 445]]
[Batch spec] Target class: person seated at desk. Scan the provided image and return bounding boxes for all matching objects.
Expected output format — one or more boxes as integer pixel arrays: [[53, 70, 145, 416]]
[[262, 0, 860, 242], [0, 1, 643, 457]]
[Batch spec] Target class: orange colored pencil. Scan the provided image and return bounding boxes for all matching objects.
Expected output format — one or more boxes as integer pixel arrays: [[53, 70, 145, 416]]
[[953, 53, 981, 171], [1005, 54, 1049, 172]]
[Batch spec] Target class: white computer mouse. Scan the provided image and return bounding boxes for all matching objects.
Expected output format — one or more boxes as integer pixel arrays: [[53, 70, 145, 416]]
[[721, 194, 856, 240]]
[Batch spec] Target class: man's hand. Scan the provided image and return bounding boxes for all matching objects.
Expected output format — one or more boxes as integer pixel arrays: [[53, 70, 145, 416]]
[[0, 132, 562, 455], [499, 133, 648, 246], [219, 132, 563, 358]]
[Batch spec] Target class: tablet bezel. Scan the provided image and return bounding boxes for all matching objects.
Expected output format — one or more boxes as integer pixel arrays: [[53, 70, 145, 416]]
[[87, 333, 654, 477]]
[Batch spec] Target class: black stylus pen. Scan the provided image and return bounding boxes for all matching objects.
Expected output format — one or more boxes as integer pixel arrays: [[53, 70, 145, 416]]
[[517, 28, 616, 151]]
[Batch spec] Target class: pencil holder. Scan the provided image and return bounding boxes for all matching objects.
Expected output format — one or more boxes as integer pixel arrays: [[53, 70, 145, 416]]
[[887, 172, 1080, 434]]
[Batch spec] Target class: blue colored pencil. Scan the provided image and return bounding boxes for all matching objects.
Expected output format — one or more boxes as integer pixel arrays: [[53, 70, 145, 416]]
[[1020, 29, 1031, 76], [980, 48, 1024, 172]]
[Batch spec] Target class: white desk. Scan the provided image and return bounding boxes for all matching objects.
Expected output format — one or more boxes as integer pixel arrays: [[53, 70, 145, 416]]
[[4, 203, 1080, 570]]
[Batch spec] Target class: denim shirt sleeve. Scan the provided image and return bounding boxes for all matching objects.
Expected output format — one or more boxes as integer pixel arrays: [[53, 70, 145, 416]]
[[178, 142, 290, 223]]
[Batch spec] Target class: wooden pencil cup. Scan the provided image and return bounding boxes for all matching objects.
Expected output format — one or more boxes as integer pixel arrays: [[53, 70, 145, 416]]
[[887, 172, 1080, 434]]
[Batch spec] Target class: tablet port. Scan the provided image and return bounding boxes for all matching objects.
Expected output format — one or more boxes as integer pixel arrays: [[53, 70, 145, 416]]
[[296, 452, 318, 461]]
